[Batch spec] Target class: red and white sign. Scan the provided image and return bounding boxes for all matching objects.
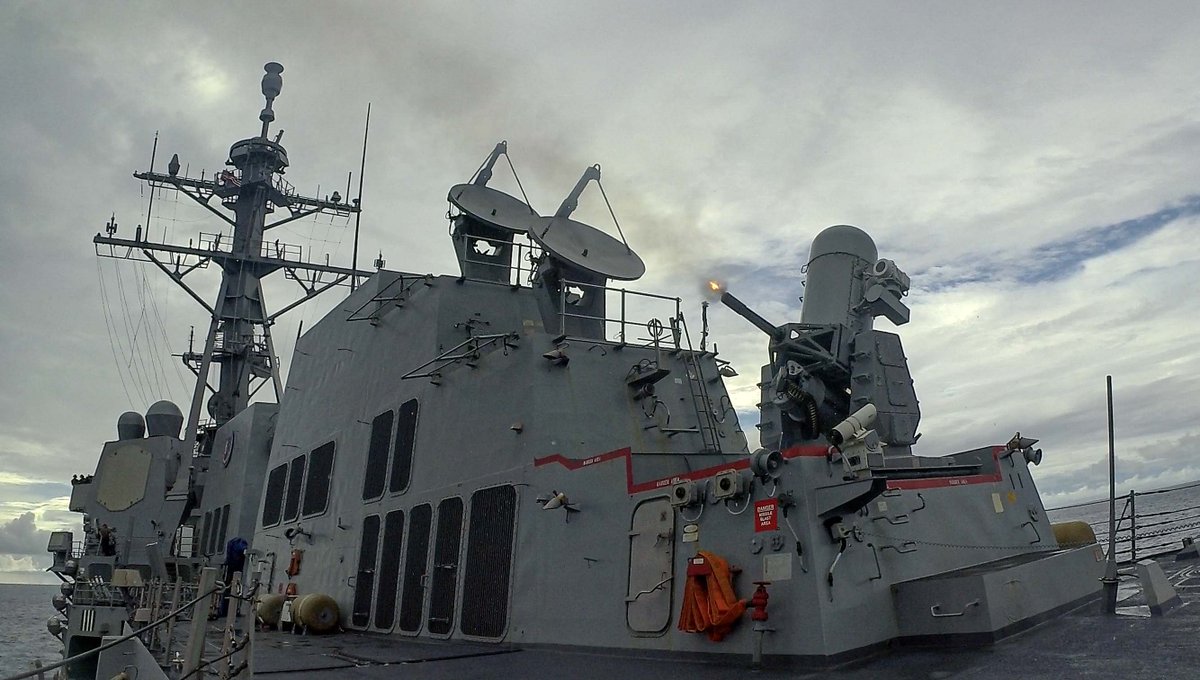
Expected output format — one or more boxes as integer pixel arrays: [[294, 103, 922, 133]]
[[754, 499, 778, 532]]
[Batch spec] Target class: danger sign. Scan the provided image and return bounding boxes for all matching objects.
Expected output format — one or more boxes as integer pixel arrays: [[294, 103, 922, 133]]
[[754, 499, 778, 532]]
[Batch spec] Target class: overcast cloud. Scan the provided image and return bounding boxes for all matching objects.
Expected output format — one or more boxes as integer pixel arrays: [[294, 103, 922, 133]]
[[2, 1, 1199, 582]]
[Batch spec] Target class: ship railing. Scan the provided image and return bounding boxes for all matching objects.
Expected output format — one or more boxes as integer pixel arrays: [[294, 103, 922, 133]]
[[260, 238, 303, 261], [8, 568, 251, 680], [457, 232, 543, 287], [346, 272, 436, 323], [400, 332, 520, 382], [67, 578, 127, 607], [212, 328, 268, 355], [1047, 480, 1200, 563], [558, 278, 684, 350]]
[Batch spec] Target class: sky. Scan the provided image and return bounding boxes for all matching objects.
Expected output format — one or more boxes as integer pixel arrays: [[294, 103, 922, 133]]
[[2, 1, 1199, 583]]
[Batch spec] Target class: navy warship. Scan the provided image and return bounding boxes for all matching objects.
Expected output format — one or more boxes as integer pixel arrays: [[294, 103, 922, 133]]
[[30, 63, 1125, 679]]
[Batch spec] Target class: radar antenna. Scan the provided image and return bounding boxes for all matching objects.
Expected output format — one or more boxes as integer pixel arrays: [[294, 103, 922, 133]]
[[93, 62, 375, 475]]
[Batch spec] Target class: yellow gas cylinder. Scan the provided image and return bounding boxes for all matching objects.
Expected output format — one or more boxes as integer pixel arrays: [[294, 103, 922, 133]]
[[1051, 521, 1097, 547], [293, 592, 340, 633], [257, 593, 286, 627]]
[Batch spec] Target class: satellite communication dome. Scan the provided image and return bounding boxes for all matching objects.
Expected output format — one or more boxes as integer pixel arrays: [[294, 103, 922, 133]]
[[116, 411, 146, 441], [145, 400, 184, 439]]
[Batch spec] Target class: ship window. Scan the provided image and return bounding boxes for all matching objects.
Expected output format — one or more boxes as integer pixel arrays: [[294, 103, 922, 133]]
[[200, 511, 213, 556], [363, 411, 394, 501], [389, 399, 419, 494], [283, 454, 306, 522], [262, 464, 287, 527], [206, 506, 221, 555], [303, 442, 336, 517], [217, 503, 231, 550]]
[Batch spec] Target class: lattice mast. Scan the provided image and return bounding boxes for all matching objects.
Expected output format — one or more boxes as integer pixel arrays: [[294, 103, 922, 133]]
[[94, 62, 371, 459]]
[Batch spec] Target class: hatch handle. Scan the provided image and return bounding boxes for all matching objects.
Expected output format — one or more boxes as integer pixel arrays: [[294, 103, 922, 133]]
[[930, 599, 980, 618], [626, 575, 674, 602]]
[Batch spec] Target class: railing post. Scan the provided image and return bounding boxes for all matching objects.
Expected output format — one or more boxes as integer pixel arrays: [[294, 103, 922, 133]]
[[219, 571, 241, 680], [620, 289, 626, 344], [164, 574, 183, 655], [1129, 490, 1137, 562], [184, 566, 220, 677]]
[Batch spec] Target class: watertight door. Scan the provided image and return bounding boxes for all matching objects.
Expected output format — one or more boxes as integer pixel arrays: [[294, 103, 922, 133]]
[[627, 497, 675, 633], [351, 514, 381, 628]]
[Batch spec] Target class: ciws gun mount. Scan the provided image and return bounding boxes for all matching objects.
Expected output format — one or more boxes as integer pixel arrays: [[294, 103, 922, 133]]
[[719, 225, 918, 457]]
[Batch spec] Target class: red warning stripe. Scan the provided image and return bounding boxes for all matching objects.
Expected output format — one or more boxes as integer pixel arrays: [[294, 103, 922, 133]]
[[884, 446, 1005, 490], [535, 445, 1008, 494], [533, 444, 829, 495]]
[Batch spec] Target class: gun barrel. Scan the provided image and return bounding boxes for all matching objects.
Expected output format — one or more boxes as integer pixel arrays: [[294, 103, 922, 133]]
[[720, 291, 779, 338]]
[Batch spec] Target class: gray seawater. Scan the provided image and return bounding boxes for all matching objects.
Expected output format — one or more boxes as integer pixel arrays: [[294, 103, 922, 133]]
[[1047, 480, 1200, 560], [0, 584, 63, 674]]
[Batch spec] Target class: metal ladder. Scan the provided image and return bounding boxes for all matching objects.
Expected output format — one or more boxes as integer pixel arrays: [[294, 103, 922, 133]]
[[672, 313, 721, 453]]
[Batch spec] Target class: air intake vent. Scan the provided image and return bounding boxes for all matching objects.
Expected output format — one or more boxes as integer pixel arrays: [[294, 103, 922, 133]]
[[460, 485, 517, 638]]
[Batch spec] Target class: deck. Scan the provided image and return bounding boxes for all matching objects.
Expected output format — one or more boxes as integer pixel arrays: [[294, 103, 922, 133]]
[[248, 557, 1200, 680]]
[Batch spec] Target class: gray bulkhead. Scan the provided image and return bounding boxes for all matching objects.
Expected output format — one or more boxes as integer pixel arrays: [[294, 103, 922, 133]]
[[248, 265, 1097, 661], [192, 403, 278, 562], [249, 271, 752, 640], [71, 433, 188, 570]]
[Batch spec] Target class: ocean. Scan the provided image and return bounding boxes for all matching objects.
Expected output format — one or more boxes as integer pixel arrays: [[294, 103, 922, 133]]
[[1047, 480, 1200, 561], [0, 584, 63, 674]]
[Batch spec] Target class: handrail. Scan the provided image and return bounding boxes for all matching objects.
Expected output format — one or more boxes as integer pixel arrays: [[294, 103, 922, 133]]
[[1048, 485, 1200, 563], [2, 585, 223, 680]]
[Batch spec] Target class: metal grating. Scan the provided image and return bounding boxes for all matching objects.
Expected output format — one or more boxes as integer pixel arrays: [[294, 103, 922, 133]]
[[362, 411, 394, 500], [460, 485, 517, 638], [398, 503, 432, 633], [374, 509, 405, 630], [389, 399, 419, 494], [428, 497, 464, 635], [283, 454, 306, 522], [262, 464, 287, 526], [351, 514, 381, 628], [303, 442, 336, 516]]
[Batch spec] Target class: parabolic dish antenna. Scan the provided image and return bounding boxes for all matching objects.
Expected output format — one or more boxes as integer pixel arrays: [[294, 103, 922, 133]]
[[531, 216, 646, 281], [448, 183, 540, 234]]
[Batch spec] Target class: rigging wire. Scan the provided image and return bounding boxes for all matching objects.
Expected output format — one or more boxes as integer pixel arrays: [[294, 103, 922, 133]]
[[135, 269, 167, 396], [139, 265, 188, 397], [95, 260, 137, 409], [112, 260, 157, 402], [596, 179, 631, 252]]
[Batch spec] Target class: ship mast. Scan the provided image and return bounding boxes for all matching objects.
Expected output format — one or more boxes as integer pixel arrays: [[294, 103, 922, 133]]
[[94, 62, 371, 467]]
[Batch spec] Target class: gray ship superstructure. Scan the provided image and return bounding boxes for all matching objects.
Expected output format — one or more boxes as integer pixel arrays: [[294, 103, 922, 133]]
[[42, 63, 1105, 678]]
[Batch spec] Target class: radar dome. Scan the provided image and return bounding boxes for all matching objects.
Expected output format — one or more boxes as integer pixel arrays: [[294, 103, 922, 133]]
[[807, 224, 878, 264], [145, 401, 184, 439], [117, 411, 146, 441]]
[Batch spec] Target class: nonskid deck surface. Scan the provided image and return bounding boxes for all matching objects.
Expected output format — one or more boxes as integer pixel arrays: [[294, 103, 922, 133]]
[[252, 560, 1200, 680]]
